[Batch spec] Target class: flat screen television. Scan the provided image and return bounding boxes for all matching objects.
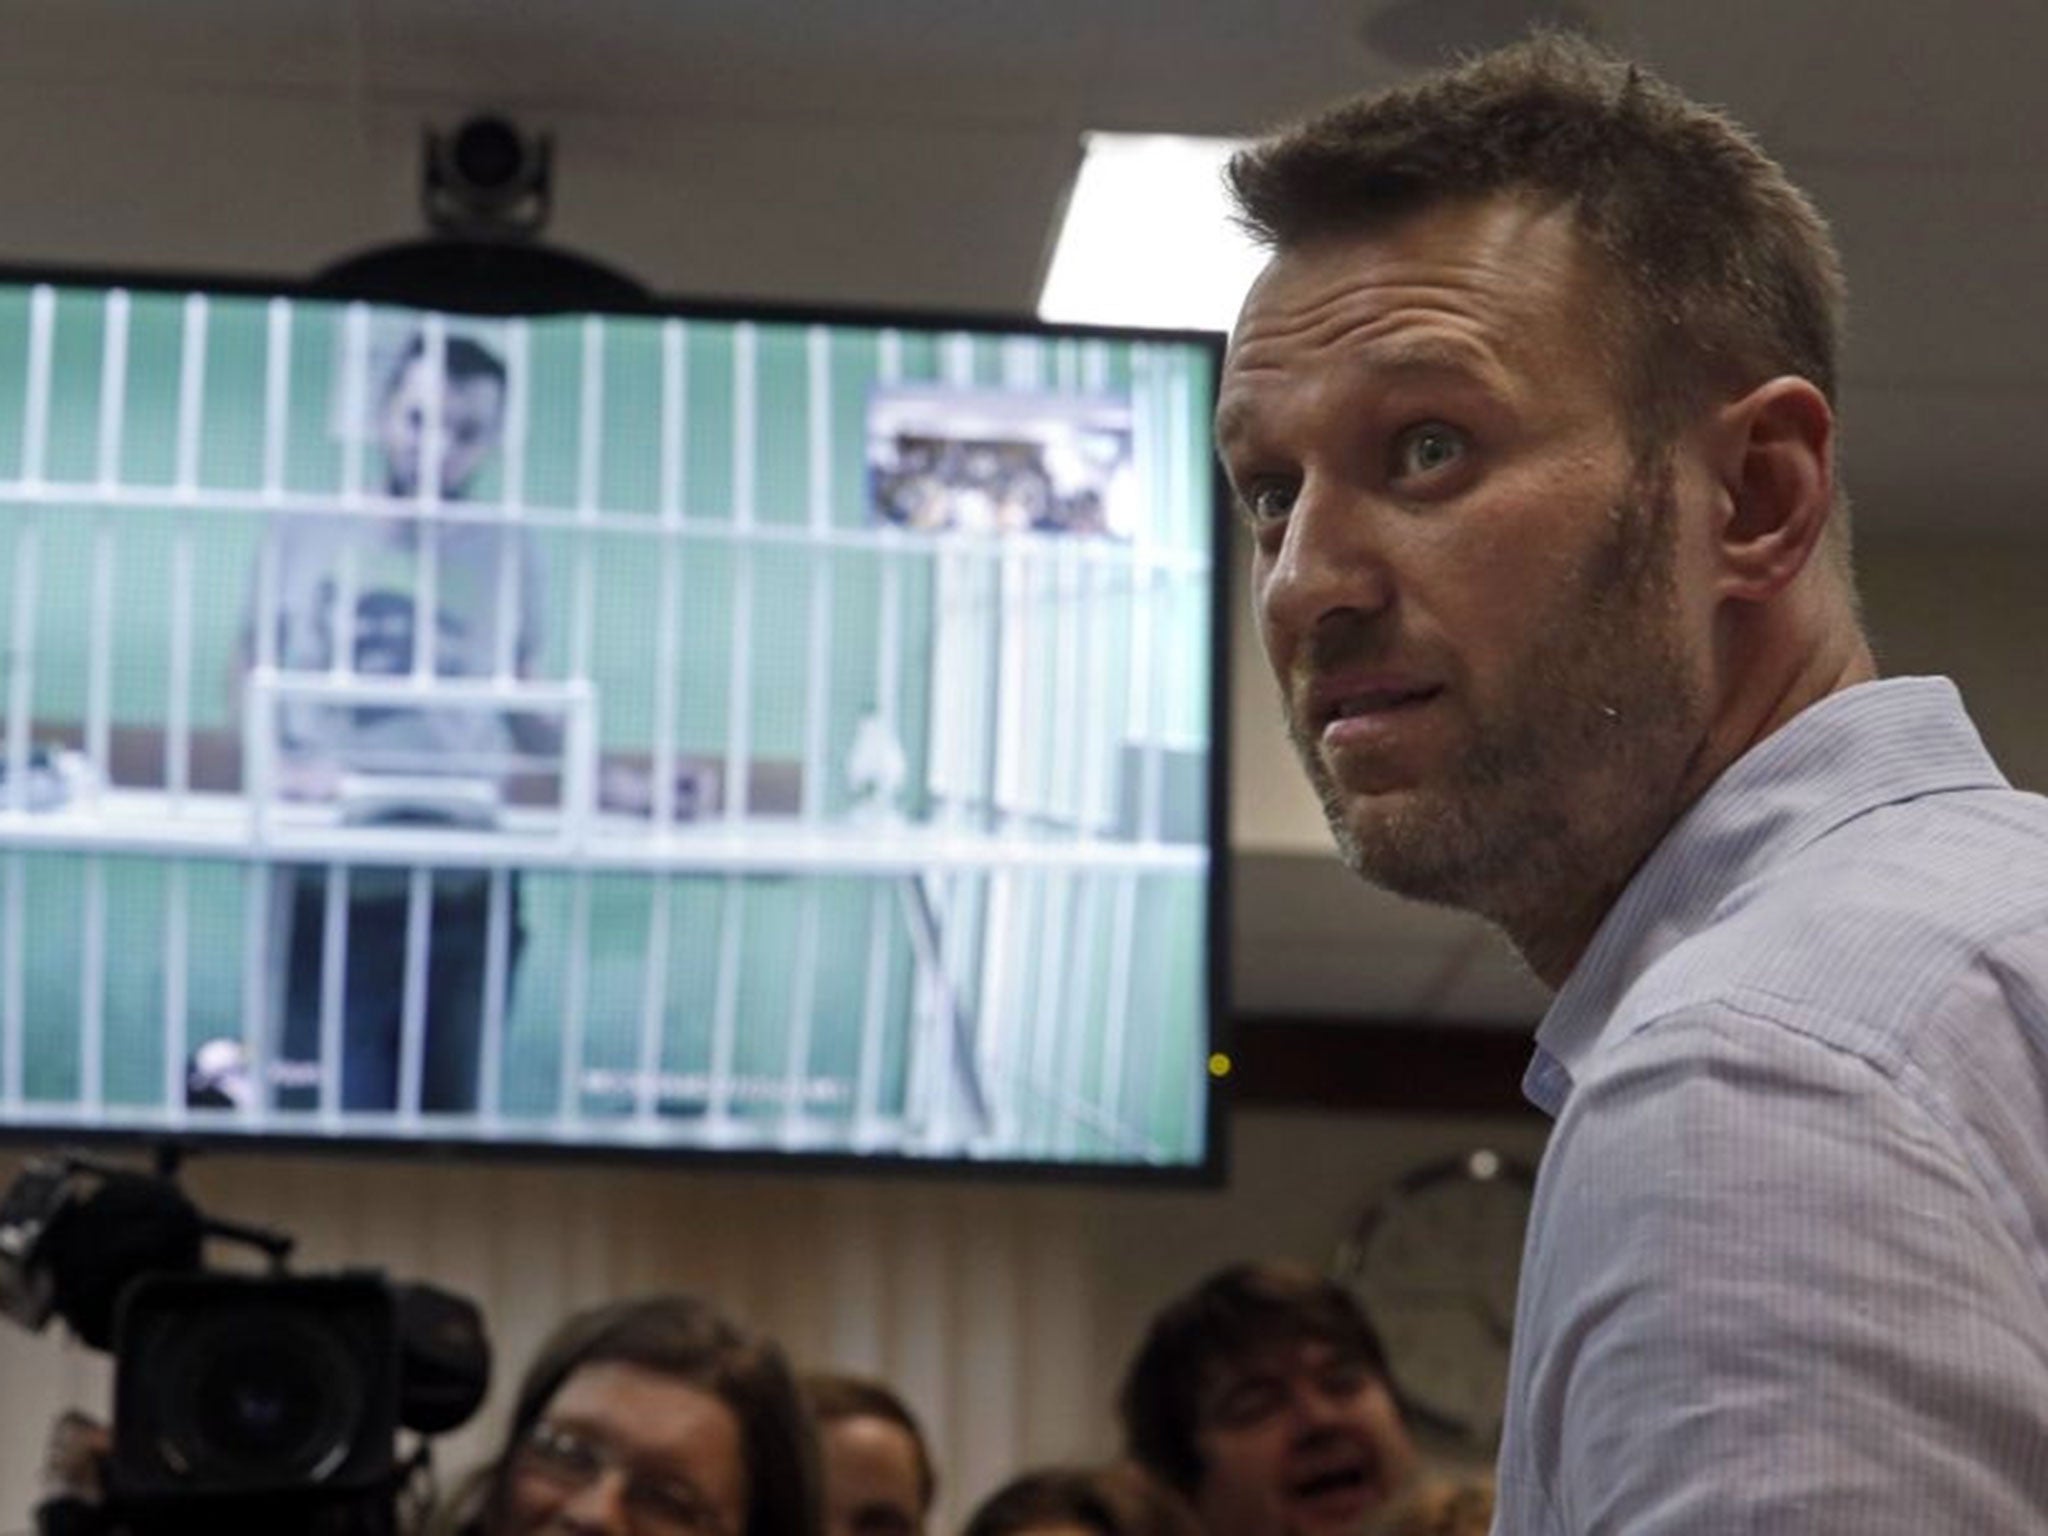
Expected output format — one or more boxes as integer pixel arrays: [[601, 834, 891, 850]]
[[0, 263, 1226, 1178]]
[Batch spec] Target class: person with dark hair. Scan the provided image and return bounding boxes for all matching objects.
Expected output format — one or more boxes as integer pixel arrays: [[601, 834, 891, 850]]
[[431, 1294, 822, 1536], [1222, 31, 2048, 1532], [1117, 1262, 1417, 1536], [244, 326, 554, 1114], [960, 1464, 1201, 1536], [802, 1373, 936, 1536]]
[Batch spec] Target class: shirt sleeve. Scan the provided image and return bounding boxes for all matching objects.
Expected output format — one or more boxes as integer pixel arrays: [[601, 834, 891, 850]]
[[1508, 999, 2048, 1535]]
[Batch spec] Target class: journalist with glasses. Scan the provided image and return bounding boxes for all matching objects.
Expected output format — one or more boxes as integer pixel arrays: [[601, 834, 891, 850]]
[[431, 1294, 822, 1536]]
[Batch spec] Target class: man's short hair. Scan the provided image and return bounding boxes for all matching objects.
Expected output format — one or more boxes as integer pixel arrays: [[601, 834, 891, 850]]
[[1226, 32, 1847, 459], [803, 1371, 938, 1514], [1118, 1262, 1395, 1496], [469, 1294, 822, 1536], [384, 330, 508, 401], [962, 1464, 1200, 1536]]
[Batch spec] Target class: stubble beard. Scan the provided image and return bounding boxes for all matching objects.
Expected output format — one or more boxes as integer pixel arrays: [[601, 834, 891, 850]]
[[1291, 463, 1705, 958]]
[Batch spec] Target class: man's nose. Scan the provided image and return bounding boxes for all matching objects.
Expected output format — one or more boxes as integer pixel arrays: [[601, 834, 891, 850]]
[[1254, 478, 1396, 644]]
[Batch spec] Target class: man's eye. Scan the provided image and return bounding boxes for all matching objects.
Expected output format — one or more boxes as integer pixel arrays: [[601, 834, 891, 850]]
[[1236, 480, 1297, 524], [1212, 1382, 1285, 1427], [1319, 1362, 1369, 1398], [1390, 423, 1467, 482]]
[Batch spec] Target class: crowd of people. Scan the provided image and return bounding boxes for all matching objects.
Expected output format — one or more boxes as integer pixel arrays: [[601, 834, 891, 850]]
[[33, 1262, 1491, 1536], [427, 1262, 1489, 1536]]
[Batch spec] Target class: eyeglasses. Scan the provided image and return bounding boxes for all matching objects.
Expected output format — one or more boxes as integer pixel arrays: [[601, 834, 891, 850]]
[[514, 1421, 734, 1536]]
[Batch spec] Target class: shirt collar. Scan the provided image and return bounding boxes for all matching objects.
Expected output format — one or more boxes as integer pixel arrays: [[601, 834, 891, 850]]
[[1523, 676, 2008, 1116]]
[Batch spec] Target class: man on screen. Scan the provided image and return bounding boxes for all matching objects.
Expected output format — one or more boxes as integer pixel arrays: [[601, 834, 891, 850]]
[[247, 328, 552, 1114], [1222, 33, 2048, 1531]]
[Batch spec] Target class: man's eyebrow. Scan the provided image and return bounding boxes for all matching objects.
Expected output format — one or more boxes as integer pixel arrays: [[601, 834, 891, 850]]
[[1213, 396, 1256, 452], [1214, 334, 1504, 451], [1351, 333, 1501, 382]]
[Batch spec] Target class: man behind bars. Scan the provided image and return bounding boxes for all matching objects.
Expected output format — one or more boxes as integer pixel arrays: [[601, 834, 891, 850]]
[[1220, 33, 2048, 1532], [247, 329, 551, 1114]]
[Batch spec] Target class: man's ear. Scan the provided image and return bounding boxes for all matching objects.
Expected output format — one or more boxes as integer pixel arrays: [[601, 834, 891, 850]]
[[1709, 375, 1835, 602]]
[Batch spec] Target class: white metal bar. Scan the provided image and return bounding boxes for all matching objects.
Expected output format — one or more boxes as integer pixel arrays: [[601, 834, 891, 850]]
[[1028, 870, 1072, 1157], [88, 291, 129, 786], [1083, 339, 1110, 395], [21, 285, 54, 486], [801, 327, 833, 823], [478, 867, 512, 1119], [490, 322, 527, 719], [1, 856, 22, 1109], [985, 546, 1008, 818], [635, 875, 673, 1122], [1052, 544, 1084, 828], [262, 298, 292, 498], [503, 321, 531, 513], [1057, 873, 1104, 1159], [897, 877, 940, 1139], [415, 319, 445, 680], [571, 317, 603, 683], [5, 518, 40, 814], [993, 547, 1028, 815], [722, 325, 758, 822], [932, 868, 976, 1146], [1001, 336, 1044, 391], [87, 514, 114, 787], [166, 529, 194, 804], [341, 304, 369, 505], [874, 330, 904, 746], [853, 880, 892, 1146], [779, 879, 822, 1142], [95, 289, 130, 490], [942, 332, 975, 387], [875, 550, 902, 740], [251, 490, 283, 683], [557, 871, 592, 1121], [79, 858, 105, 1111], [1132, 350, 1165, 841], [973, 868, 1018, 1148], [660, 320, 687, 523], [160, 861, 189, 1112], [0, 480, 1213, 572], [397, 866, 432, 1116], [318, 864, 350, 1116], [1100, 871, 1140, 1138], [238, 861, 270, 1112], [705, 873, 745, 1134], [174, 294, 208, 495], [651, 320, 687, 830]]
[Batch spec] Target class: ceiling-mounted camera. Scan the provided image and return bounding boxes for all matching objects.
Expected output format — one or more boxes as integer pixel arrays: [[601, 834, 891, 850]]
[[423, 113, 553, 239]]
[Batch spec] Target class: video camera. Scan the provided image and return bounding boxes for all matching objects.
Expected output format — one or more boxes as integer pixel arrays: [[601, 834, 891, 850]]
[[0, 1150, 490, 1536]]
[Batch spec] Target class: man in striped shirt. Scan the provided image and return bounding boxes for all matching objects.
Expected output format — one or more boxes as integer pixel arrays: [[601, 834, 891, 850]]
[[1218, 33, 2048, 1534]]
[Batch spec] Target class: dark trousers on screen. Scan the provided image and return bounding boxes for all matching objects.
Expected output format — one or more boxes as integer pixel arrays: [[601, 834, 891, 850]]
[[276, 874, 524, 1113]]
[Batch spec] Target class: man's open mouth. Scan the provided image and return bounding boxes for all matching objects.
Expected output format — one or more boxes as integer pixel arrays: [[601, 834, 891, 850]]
[[1289, 1457, 1376, 1504], [1327, 684, 1440, 723]]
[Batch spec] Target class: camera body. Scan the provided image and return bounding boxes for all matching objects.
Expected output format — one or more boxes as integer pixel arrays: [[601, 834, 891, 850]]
[[108, 1272, 403, 1535], [3, 1154, 489, 1536]]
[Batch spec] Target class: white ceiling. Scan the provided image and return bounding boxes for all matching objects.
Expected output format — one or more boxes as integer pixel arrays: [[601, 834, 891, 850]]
[[1, 1, 2041, 548], [0, 0, 2040, 1027]]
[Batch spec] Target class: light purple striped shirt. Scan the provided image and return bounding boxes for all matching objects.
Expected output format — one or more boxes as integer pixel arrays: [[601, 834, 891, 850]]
[[1496, 676, 2048, 1533]]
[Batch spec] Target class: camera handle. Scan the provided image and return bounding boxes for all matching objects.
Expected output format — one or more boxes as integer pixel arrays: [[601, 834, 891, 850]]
[[56, 1146, 297, 1272]]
